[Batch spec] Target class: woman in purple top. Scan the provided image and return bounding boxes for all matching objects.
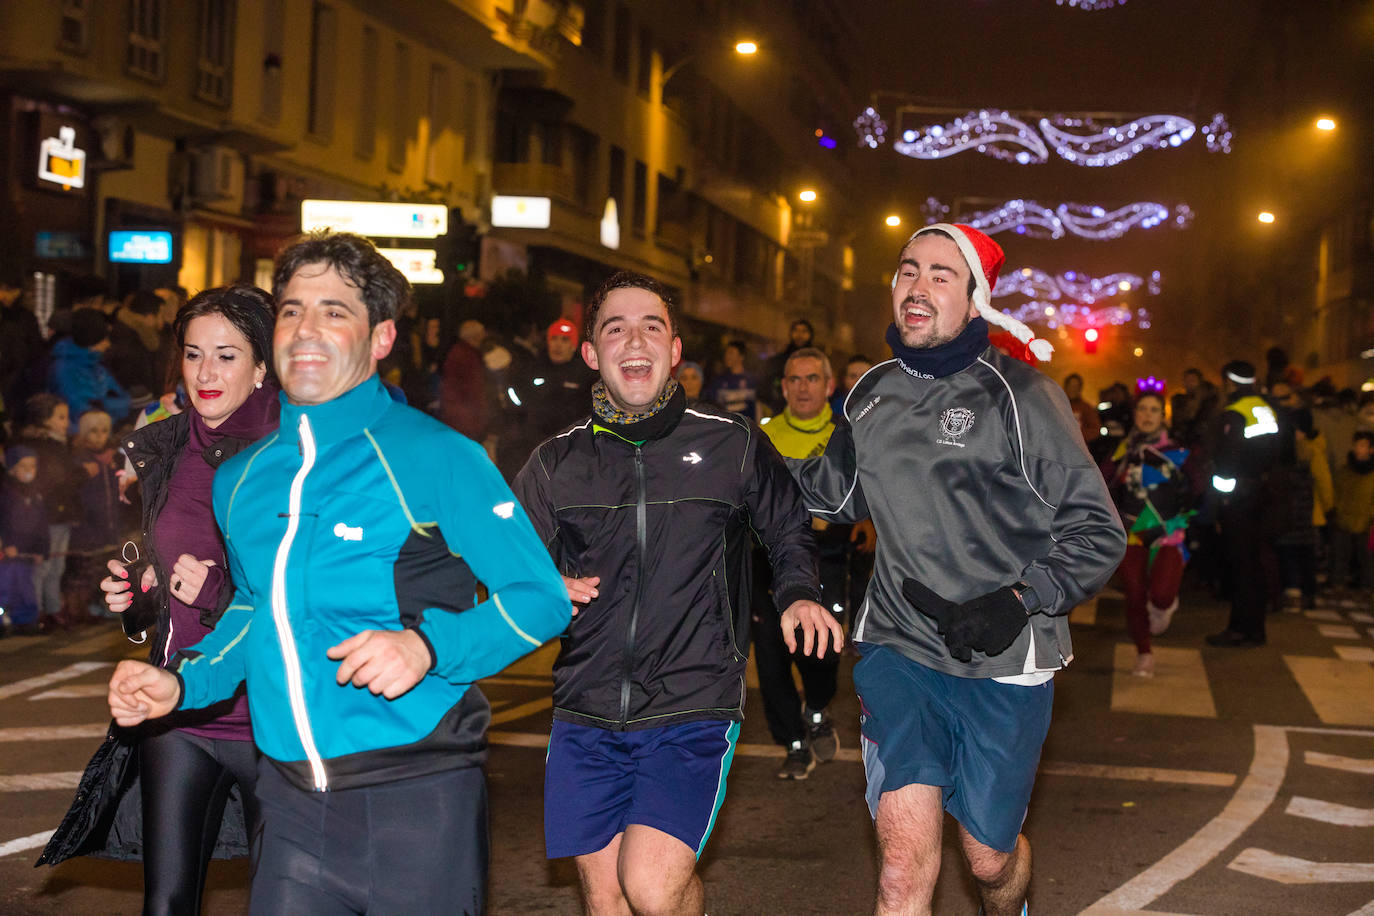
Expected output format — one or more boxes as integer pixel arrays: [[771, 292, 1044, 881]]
[[100, 284, 278, 913]]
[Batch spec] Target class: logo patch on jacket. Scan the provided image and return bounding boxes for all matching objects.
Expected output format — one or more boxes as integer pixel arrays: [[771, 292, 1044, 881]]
[[333, 522, 364, 541], [937, 407, 974, 447], [852, 396, 882, 423]]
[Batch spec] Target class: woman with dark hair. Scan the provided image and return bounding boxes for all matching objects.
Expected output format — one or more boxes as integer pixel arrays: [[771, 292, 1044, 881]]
[[1102, 391, 1196, 677], [44, 284, 279, 914]]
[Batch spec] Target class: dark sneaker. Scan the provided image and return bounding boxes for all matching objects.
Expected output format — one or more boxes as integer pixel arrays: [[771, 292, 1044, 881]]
[[777, 740, 815, 780], [1205, 629, 1265, 648], [806, 708, 840, 763]]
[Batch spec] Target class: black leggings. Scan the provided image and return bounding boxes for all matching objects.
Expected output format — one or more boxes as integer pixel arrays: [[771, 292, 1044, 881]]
[[139, 728, 259, 916]]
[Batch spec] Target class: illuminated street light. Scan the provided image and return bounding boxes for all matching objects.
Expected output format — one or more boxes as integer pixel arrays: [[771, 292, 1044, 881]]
[[1257, 211, 1276, 224], [1133, 347, 1144, 357], [735, 40, 758, 55], [664, 40, 758, 89], [1316, 116, 1337, 131], [799, 189, 818, 203], [885, 214, 901, 227]]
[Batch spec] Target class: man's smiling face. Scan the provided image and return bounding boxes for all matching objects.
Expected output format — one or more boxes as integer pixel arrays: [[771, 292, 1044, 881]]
[[581, 286, 681, 413], [890, 233, 978, 350]]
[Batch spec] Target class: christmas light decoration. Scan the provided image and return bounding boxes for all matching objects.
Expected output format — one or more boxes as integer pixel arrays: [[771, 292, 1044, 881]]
[[1057, 0, 1127, 10], [994, 268, 1162, 304], [921, 196, 951, 225], [854, 107, 887, 149], [863, 106, 1231, 165], [949, 199, 1193, 240], [1002, 300, 1151, 331]]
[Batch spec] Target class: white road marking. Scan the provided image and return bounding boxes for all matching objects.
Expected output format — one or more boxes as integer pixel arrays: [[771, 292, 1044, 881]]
[[54, 627, 125, 656], [1228, 848, 1374, 884], [1040, 762, 1235, 788], [1319, 624, 1363, 640], [1111, 644, 1216, 718], [1350, 612, 1374, 623], [1347, 899, 1374, 915], [1308, 751, 1374, 775], [1336, 646, 1374, 663], [0, 830, 55, 859], [0, 723, 106, 742], [28, 684, 109, 700], [0, 771, 82, 792], [1286, 796, 1374, 827], [1086, 724, 1288, 912], [488, 697, 552, 727], [0, 662, 111, 701], [1285, 656, 1374, 726], [1306, 610, 1345, 622]]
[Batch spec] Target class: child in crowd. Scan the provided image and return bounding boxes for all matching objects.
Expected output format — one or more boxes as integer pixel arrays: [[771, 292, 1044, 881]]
[[69, 409, 122, 622], [1330, 431, 1374, 591], [0, 445, 49, 635]]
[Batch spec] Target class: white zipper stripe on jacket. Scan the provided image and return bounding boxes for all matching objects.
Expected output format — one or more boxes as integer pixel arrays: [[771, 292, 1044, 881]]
[[271, 414, 328, 790]]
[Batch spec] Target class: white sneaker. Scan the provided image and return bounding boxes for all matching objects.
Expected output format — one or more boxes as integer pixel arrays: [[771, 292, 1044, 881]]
[[1147, 598, 1178, 636], [1131, 653, 1155, 678]]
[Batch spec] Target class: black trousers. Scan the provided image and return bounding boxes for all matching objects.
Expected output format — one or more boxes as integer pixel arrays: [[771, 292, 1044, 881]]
[[751, 540, 845, 746], [139, 727, 259, 916], [1220, 499, 1267, 641], [250, 760, 488, 915]]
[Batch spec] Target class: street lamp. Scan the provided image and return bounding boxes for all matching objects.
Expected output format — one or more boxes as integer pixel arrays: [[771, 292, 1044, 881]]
[[798, 189, 817, 203], [885, 214, 901, 227], [1257, 211, 1276, 224], [1315, 116, 1337, 131], [661, 40, 758, 91]]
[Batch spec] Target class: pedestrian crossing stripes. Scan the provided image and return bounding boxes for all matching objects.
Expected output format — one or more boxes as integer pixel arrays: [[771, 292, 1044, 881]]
[[1228, 848, 1374, 884], [1110, 644, 1216, 718], [0, 662, 109, 702], [1283, 656, 1374, 726], [1285, 796, 1374, 827], [1307, 751, 1374, 774]]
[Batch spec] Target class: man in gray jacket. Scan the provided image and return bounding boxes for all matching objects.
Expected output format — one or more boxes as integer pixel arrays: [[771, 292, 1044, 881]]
[[784, 223, 1125, 916]]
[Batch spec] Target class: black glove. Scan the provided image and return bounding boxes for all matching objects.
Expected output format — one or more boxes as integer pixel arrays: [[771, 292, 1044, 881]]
[[901, 579, 1030, 661]]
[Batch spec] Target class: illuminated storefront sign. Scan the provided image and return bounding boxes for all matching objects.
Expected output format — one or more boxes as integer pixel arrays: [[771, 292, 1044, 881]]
[[109, 230, 174, 264], [300, 200, 448, 238], [37, 125, 86, 190], [378, 248, 444, 284], [491, 195, 552, 229]]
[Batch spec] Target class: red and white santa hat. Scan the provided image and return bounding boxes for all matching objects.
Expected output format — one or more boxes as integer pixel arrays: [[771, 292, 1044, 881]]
[[894, 222, 1054, 362]]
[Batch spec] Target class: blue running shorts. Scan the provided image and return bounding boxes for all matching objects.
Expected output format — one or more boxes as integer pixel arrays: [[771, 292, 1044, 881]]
[[544, 719, 739, 860], [853, 642, 1054, 853]]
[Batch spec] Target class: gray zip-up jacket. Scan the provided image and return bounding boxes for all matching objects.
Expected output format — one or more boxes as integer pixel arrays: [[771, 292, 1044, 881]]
[[791, 348, 1126, 679]]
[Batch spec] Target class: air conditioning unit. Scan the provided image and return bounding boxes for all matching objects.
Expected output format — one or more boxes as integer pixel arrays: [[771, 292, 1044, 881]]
[[191, 146, 243, 202]]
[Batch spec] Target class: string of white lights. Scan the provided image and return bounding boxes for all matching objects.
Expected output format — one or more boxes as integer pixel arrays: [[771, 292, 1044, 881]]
[[993, 268, 1162, 304], [1056, 0, 1127, 9], [949, 199, 1193, 240], [856, 106, 1232, 166], [1001, 301, 1152, 331]]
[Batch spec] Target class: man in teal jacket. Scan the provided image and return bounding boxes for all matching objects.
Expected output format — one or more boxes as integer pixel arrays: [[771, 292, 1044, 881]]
[[108, 232, 569, 914]]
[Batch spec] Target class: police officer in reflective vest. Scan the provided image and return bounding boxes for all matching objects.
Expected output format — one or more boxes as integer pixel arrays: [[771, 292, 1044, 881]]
[[1205, 360, 1294, 647]]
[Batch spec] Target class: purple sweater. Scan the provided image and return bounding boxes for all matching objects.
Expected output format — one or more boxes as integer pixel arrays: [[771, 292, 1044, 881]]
[[155, 384, 277, 740]]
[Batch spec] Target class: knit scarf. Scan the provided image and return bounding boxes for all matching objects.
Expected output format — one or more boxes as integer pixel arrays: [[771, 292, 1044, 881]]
[[592, 379, 684, 442], [885, 317, 990, 379]]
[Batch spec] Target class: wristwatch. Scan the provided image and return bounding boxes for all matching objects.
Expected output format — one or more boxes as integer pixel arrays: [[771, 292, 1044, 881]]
[[1011, 580, 1041, 615]]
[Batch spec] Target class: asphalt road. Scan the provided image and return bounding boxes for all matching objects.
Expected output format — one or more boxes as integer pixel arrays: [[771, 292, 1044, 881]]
[[2, 585, 1372, 915]]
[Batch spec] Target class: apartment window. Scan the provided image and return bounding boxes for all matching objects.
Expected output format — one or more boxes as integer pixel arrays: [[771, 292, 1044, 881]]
[[635, 26, 652, 95], [612, 3, 631, 82], [608, 145, 625, 211], [462, 80, 479, 164], [259, 0, 285, 123], [632, 160, 647, 237], [355, 26, 379, 158], [306, 3, 337, 138], [195, 0, 235, 106], [59, 0, 90, 53], [388, 42, 411, 171], [568, 127, 597, 207], [426, 64, 450, 182], [126, 0, 167, 82], [581, 0, 604, 58]]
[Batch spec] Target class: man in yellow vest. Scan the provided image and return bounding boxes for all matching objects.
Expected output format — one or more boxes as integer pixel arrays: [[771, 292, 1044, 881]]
[[1205, 359, 1294, 647], [754, 346, 850, 778]]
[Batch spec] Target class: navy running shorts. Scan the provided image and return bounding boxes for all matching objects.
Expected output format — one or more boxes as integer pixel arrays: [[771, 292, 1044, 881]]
[[853, 642, 1054, 853], [544, 718, 740, 860]]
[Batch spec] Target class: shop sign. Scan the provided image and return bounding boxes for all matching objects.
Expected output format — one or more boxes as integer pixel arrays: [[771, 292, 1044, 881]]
[[35, 230, 90, 259], [491, 195, 552, 229], [37, 125, 86, 190], [377, 248, 444, 284], [300, 200, 448, 238], [109, 230, 174, 264]]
